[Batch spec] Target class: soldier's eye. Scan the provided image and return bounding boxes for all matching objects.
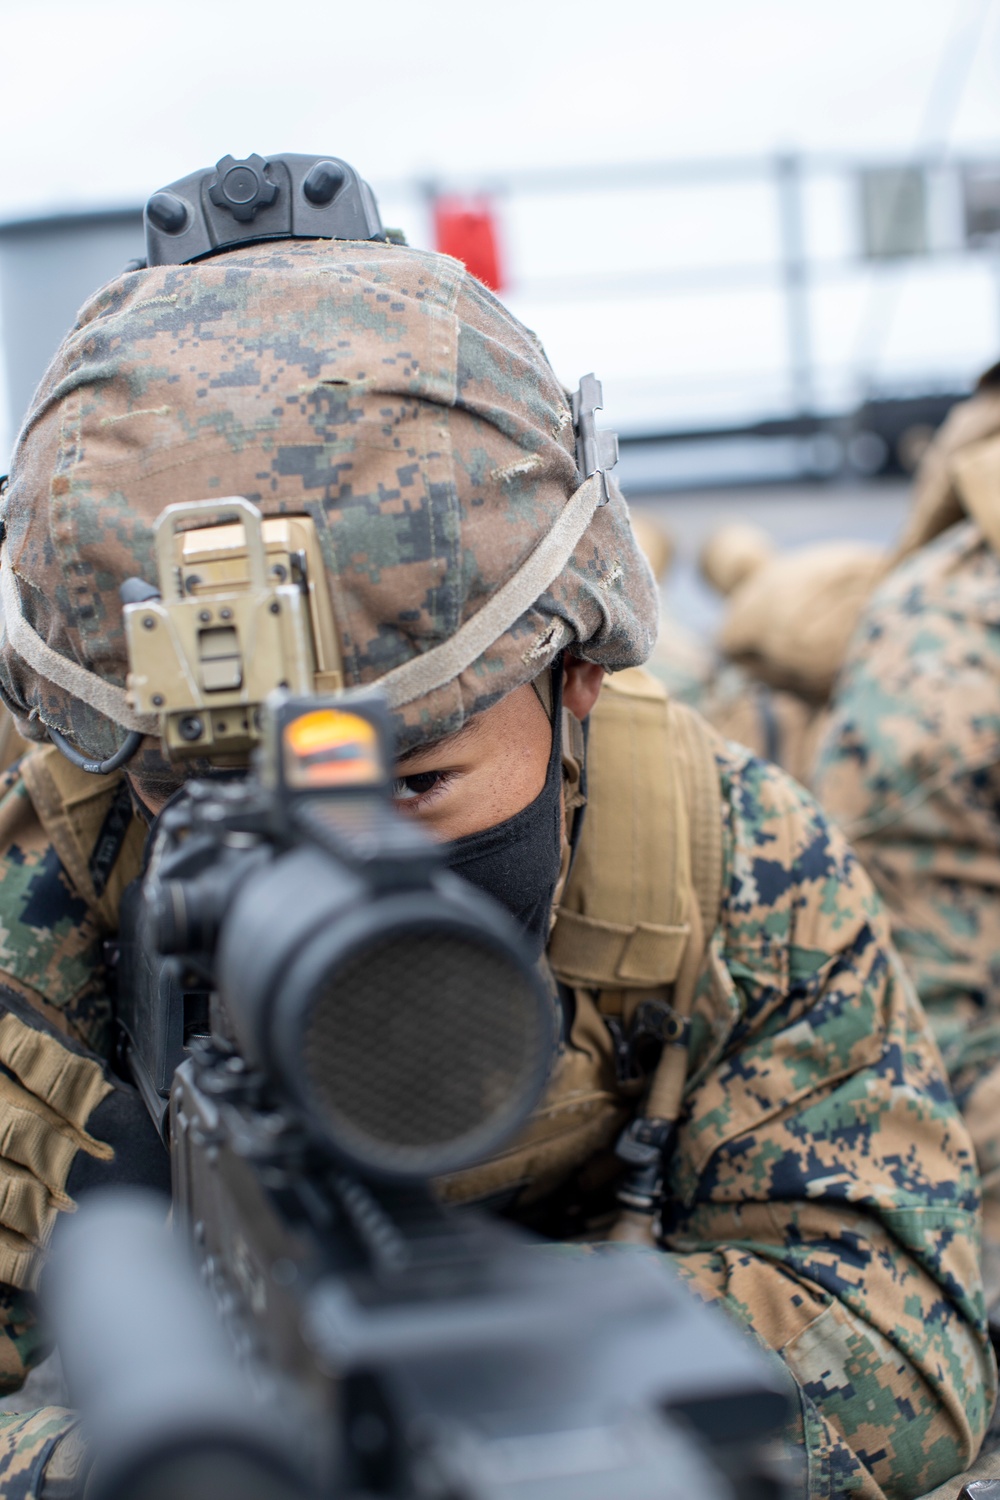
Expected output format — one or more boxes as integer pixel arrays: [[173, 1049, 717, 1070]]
[[392, 770, 444, 803]]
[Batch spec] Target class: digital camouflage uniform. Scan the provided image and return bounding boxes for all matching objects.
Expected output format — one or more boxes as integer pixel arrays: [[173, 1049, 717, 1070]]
[[812, 519, 1000, 1101], [811, 383, 1000, 1107], [807, 398, 1000, 1500], [811, 514, 1000, 1309], [0, 238, 990, 1498]]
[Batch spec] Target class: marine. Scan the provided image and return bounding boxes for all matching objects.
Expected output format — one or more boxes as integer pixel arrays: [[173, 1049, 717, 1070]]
[[810, 373, 1000, 1300], [659, 364, 1000, 783], [0, 151, 990, 1498]]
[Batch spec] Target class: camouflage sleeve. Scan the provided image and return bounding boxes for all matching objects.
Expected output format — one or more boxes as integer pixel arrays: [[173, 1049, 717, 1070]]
[[0, 1410, 79, 1500], [661, 738, 995, 1499], [0, 765, 103, 1397], [0, 763, 113, 1058], [0, 1410, 82, 1494], [810, 520, 1000, 1103], [0, 762, 166, 1411]]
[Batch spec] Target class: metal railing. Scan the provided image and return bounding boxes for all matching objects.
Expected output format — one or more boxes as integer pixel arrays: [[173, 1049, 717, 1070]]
[[2, 146, 1000, 484]]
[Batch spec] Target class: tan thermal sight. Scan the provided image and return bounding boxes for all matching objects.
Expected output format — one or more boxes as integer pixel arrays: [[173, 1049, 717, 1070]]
[[124, 498, 343, 760]]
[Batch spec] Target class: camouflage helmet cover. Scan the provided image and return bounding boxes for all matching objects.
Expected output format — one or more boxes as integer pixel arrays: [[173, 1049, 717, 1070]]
[[0, 239, 658, 757]]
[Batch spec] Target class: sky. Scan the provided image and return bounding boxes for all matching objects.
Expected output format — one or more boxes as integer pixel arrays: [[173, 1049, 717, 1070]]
[[0, 0, 998, 453], [1, 0, 998, 212]]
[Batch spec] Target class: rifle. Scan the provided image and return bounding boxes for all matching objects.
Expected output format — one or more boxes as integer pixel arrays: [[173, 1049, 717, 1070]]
[[49, 689, 795, 1500]]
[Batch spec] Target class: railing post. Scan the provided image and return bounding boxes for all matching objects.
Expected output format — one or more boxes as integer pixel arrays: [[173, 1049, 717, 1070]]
[[775, 153, 814, 417]]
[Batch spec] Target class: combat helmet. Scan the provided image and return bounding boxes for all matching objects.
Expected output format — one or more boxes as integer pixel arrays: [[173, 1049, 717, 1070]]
[[0, 153, 658, 771]]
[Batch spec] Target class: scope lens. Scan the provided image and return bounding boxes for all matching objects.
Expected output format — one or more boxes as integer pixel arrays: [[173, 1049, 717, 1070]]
[[297, 928, 547, 1178]]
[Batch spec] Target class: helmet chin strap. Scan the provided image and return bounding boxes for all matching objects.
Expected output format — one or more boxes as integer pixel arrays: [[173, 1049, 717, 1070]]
[[529, 658, 589, 920], [530, 665, 554, 719], [47, 725, 143, 776], [369, 471, 607, 711], [0, 543, 157, 738]]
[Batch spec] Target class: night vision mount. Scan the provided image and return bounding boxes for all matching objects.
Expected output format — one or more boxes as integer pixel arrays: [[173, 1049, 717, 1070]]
[[143, 152, 387, 267]]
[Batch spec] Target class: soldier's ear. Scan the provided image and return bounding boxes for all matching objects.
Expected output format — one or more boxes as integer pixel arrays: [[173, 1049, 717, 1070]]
[[562, 658, 604, 721]]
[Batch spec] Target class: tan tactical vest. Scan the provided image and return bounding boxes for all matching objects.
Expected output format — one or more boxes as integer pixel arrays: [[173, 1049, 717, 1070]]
[[441, 667, 724, 1214], [20, 667, 723, 1226]]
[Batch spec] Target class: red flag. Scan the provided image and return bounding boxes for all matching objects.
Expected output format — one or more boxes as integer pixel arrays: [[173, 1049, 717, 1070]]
[[432, 196, 505, 292]]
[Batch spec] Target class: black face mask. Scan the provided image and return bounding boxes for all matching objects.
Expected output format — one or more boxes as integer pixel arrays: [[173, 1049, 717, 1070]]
[[444, 673, 565, 961]]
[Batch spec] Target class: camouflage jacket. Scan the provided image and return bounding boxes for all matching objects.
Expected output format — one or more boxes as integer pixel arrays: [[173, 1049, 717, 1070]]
[[0, 728, 991, 1499], [811, 520, 1000, 1281], [811, 521, 1000, 1100]]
